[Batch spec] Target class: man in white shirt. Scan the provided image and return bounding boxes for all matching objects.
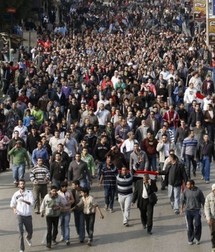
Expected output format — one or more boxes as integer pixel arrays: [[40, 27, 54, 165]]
[[10, 179, 34, 252], [13, 120, 28, 143], [49, 130, 64, 153]]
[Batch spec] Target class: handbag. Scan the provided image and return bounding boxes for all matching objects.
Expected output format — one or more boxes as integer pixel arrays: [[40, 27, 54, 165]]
[[148, 192, 158, 205]]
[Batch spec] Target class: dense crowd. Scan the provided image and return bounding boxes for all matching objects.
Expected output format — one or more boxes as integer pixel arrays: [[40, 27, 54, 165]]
[[2, 0, 215, 251]]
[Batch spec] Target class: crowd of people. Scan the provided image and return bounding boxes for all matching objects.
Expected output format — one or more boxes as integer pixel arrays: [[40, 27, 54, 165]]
[[2, 0, 215, 251]]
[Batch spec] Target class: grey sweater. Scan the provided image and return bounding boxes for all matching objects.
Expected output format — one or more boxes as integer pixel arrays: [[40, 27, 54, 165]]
[[181, 186, 205, 210]]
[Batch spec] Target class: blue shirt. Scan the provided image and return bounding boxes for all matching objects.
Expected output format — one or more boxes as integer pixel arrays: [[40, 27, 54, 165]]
[[32, 148, 49, 166]]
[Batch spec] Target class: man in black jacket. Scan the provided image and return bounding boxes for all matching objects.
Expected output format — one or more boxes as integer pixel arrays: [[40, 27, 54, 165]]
[[50, 152, 68, 189], [159, 153, 188, 215], [200, 134, 215, 184], [132, 174, 158, 234]]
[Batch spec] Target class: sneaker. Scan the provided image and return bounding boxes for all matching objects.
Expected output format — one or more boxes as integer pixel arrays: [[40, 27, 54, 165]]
[[52, 240, 58, 245], [123, 222, 129, 227], [174, 210, 180, 215], [66, 240, 70, 246], [147, 231, 152, 235], [104, 205, 108, 211], [25, 236, 32, 246], [109, 209, 114, 213], [87, 240, 91, 246], [200, 176, 204, 180], [206, 180, 210, 184], [20, 250, 24, 252], [188, 241, 193, 245], [193, 171, 196, 177], [59, 236, 64, 242], [195, 240, 200, 245]]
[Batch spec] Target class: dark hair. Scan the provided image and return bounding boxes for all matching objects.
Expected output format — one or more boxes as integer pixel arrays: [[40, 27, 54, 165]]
[[188, 179, 195, 186], [50, 185, 58, 190], [72, 180, 80, 186], [61, 181, 68, 187], [18, 179, 25, 184], [80, 187, 89, 195]]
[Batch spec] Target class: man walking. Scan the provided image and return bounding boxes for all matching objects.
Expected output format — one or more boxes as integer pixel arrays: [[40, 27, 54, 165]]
[[181, 180, 205, 245], [132, 174, 158, 234], [200, 133, 215, 184], [99, 155, 117, 213], [58, 181, 74, 246], [10, 179, 34, 252], [68, 153, 92, 189], [30, 158, 50, 214], [8, 140, 30, 186], [116, 166, 133, 226], [159, 154, 188, 215], [204, 184, 215, 252], [181, 130, 198, 179]]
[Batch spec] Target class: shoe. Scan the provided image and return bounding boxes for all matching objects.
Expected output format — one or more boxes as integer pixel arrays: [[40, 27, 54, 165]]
[[104, 205, 108, 211], [195, 240, 200, 245], [34, 211, 40, 214], [174, 210, 180, 215], [25, 236, 32, 246], [188, 241, 193, 245], [46, 243, 51, 248], [201, 176, 204, 180], [59, 236, 64, 242], [87, 240, 91, 246], [109, 209, 114, 213], [66, 240, 70, 245], [52, 240, 58, 245], [193, 171, 196, 177], [80, 240, 84, 243], [206, 180, 210, 184], [147, 231, 152, 235], [19, 250, 24, 252], [123, 222, 129, 227], [143, 225, 147, 229], [14, 181, 18, 187]]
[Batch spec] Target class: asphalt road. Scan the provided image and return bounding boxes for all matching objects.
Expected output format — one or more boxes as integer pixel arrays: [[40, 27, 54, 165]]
[[0, 167, 213, 252]]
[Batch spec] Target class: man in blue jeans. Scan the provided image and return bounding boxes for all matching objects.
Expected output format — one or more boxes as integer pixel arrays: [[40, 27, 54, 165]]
[[181, 180, 205, 245], [200, 134, 215, 184], [8, 140, 30, 186], [58, 182, 74, 245], [99, 155, 117, 213]]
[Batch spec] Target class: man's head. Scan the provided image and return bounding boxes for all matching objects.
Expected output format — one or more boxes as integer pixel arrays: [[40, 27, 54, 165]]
[[60, 181, 68, 192], [18, 179, 26, 190], [186, 180, 195, 190], [75, 153, 81, 162], [37, 158, 43, 166]]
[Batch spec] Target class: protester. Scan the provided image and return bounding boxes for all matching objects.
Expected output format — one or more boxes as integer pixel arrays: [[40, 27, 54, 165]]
[[181, 180, 205, 245], [132, 174, 158, 235], [204, 184, 215, 252], [10, 179, 34, 252], [40, 185, 63, 249]]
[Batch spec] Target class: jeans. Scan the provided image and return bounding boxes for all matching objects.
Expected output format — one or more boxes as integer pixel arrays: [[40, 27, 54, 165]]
[[148, 154, 157, 171], [185, 155, 196, 179], [52, 179, 62, 190], [85, 213, 95, 241], [202, 156, 211, 181], [74, 210, 85, 242], [118, 193, 132, 224], [12, 164, 25, 182], [46, 216, 59, 245], [79, 178, 89, 189], [17, 215, 33, 251], [185, 209, 202, 242], [104, 185, 116, 210], [168, 185, 181, 211], [60, 212, 71, 241]]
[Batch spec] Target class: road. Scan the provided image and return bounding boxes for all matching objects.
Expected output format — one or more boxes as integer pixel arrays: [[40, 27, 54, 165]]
[[0, 167, 213, 252]]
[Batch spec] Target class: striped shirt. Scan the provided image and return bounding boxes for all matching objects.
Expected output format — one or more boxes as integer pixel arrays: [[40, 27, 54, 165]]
[[181, 137, 198, 157], [30, 165, 50, 184], [117, 173, 133, 195], [101, 164, 117, 187]]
